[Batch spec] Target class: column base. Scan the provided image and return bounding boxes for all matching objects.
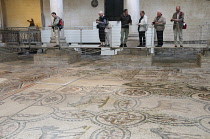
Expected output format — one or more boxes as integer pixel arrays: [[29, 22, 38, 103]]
[[50, 36, 68, 46]]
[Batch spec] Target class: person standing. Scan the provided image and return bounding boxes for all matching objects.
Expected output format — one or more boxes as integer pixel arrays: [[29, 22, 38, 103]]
[[120, 9, 132, 47], [137, 11, 148, 47], [48, 12, 61, 47], [152, 11, 166, 47], [171, 6, 184, 47], [96, 11, 107, 47], [105, 20, 112, 47]]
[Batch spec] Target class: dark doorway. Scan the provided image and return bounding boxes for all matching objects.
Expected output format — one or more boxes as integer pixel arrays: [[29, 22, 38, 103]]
[[105, 0, 124, 21]]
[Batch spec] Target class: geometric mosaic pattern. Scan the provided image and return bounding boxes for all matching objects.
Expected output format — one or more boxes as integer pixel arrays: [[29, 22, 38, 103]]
[[0, 55, 210, 138]]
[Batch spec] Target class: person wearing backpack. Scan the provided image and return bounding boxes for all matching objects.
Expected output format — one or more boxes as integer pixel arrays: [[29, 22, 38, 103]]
[[48, 12, 61, 47]]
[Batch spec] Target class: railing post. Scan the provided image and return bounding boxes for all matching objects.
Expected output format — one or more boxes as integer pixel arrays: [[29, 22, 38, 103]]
[[208, 24, 210, 48], [58, 29, 61, 50], [28, 27, 31, 50], [110, 25, 112, 48], [18, 29, 21, 46], [80, 28, 83, 47]]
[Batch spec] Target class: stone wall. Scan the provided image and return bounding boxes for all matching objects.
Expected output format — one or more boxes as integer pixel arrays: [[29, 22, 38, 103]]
[[140, 0, 210, 41], [42, 0, 104, 27], [2, 0, 210, 42], [0, 47, 19, 62], [201, 52, 210, 69], [0, 0, 3, 27], [112, 48, 210, 69], [34, 49, 81, 65], [152, 48, 202, 67], [112, 48, 152, 69]]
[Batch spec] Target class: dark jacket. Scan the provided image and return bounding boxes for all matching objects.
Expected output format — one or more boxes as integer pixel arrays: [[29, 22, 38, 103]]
[[52, 16, 61, 30], [98, 16, 107, 29], [172, 12, 184, 29], [120, 14, 132, 28]]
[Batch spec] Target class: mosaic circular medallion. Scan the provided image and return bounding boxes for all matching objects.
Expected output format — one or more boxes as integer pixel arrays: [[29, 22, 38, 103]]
[[41, 94, 66, 106], [92, 110, 147, 128], [11, 106, 55, 122], [114, 98, 140, 111], [60, 86, 83, 94], [90, 127, 131, 139], [150, 90, 192, 98], [115, 88, 151, 98], [191, 93, 210, 103], [197, 116, 210, 133], [52, 110, 95, 121], [204, 104, 210, 114], [0, 121, 26, 138], [187, 85, 210, 92], [123, 82, 186, 90]]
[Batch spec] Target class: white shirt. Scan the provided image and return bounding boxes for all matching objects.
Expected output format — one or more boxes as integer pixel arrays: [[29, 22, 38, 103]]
[[139, 15, 148, 32], [177, 12, 180, 19]]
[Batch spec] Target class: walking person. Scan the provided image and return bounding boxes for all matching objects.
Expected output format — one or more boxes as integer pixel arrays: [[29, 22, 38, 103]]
[[137, 11, 148, 47], [171, 6, 184, 47], [120, 9, 132, 47], [96, 11, 107, 47], [152, 11, 166, 47], [48, 12, 61, 47]]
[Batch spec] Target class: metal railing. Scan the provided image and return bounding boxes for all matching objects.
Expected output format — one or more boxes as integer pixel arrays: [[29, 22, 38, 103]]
[[0, 23, 209, 54], [0, 27, 42, 47]]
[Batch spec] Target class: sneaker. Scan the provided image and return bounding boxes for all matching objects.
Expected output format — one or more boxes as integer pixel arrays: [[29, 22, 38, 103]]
[[180, 45, 183, 47], [124, 44, 127, 47], [120, 44, 123, 47], [175, 45, 178, 47]]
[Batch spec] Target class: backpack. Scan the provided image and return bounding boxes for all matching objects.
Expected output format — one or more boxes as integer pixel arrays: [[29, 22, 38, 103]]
[[58, 19, 64, 30], [180, 12, 187, 29]]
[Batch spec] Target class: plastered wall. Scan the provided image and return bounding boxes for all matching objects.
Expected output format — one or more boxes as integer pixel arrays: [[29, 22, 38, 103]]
[[3, 0, 42, 27], [42, 0, 104, 28]]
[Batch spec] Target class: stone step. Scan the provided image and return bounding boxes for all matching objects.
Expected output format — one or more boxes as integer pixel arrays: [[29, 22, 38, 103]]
[[117, 48, 148, 56], [154, 48, 203, 56]]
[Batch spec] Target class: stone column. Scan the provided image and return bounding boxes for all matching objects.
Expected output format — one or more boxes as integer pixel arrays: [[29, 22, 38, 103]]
[[124, 0, 140, 47], [49, 0, 67, 45], [0, 0, 4, 27], [50, 0, 64, 19], [124, 0, 140, 33]]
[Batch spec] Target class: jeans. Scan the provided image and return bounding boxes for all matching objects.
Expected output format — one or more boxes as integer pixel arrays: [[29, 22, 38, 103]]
[[53, 29, 60, 45], [139, 31, 146, 46], [120, 28, 129, 44], [156, 31, 163, 46], [105, 32, 111, 45], [99, 28, 105, 42], [174, 24, 183, 46]]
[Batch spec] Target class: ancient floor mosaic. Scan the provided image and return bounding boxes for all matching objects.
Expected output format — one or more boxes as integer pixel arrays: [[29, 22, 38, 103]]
[[0, 55, 210, 139]]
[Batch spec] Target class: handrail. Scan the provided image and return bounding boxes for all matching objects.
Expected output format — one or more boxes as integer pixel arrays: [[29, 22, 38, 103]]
[[0, 23, 210, 29]]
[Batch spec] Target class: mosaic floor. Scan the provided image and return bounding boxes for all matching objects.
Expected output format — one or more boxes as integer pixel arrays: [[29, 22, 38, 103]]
[[0, 55, 210, 139]]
